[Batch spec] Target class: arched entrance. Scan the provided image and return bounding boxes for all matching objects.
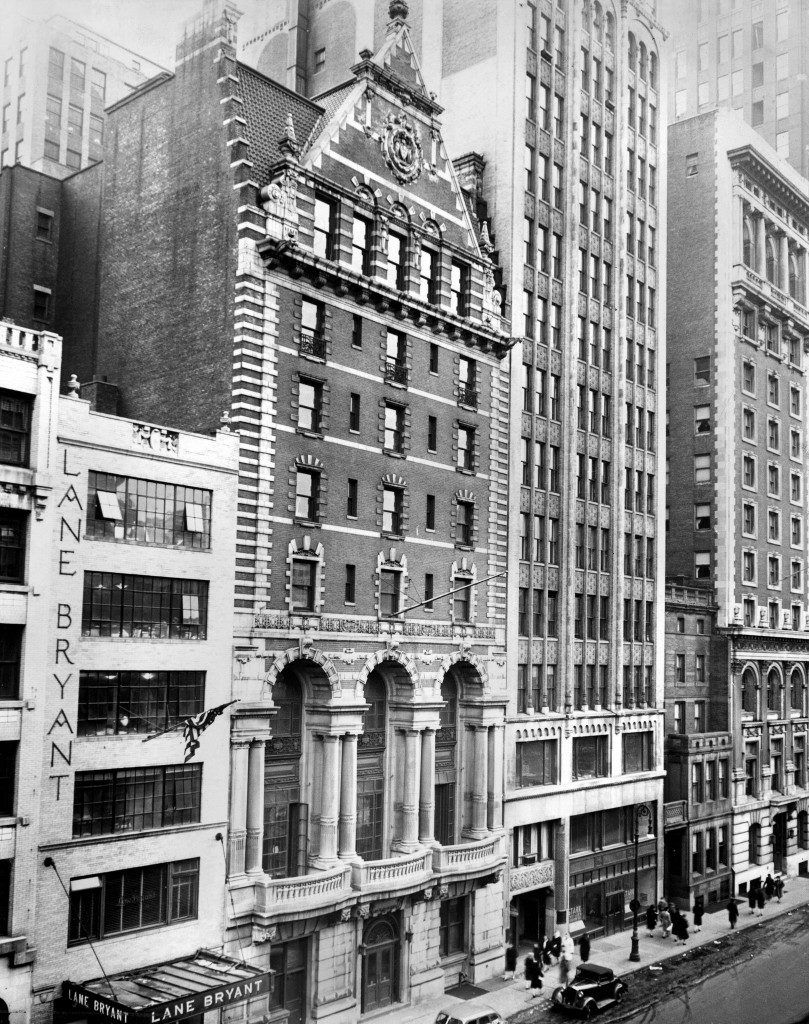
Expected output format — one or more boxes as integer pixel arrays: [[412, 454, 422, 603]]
[[264, 666, 306, 877], [361, 915, 400, 1012], [436, 674, 458, 845]]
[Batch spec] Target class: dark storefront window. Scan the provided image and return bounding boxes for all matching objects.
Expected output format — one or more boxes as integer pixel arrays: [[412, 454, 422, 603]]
[[73, 764, 201, 837], [82, 573, 208, 639], [68, 859, 199, 945], [270, 939, 307, 1024], [77, 670, 204, 735], [86, 472, 211, 548]]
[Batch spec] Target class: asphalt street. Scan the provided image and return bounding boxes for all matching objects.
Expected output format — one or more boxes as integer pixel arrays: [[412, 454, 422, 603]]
[[615, 911, 809, 1024]]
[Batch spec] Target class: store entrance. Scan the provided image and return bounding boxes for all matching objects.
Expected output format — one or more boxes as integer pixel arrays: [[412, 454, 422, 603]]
[[773, 812, 788, 874]]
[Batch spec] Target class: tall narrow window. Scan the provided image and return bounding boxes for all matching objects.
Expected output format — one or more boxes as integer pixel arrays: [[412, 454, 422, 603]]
[[313, 195, 336, 259], [351, 215, 371, 275]]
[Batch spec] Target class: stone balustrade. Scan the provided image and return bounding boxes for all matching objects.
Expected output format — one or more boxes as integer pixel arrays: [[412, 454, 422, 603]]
[[733, 263, 809, 327], [351, 848, 433, 895], [253, 863, 352, 917], [0, 322, 41, 354], [432, 834, 503, 878]]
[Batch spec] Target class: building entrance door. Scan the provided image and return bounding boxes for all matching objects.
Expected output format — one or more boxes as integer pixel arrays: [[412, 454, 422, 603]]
[[773, 813, 788, 874], [604, 890, 625, 935], [361, 916, 400, 1013]]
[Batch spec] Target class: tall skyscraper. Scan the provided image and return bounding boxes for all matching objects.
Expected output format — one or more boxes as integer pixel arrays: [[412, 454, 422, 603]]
[[0, 14, 165, 178], [661, 0, 809, 177], [667, 107, 809, 895], [245, 0, 669, 940]]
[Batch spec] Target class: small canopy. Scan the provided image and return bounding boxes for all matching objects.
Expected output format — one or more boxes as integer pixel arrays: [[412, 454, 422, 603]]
[[63, 950, 271, 1024]]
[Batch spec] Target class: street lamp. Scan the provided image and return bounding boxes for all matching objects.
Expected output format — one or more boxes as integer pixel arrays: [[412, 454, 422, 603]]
[[629, 802, 651, 963]]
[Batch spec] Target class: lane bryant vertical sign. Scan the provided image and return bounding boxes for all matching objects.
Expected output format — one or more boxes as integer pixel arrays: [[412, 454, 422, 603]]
[[50, 444, 83, 801]]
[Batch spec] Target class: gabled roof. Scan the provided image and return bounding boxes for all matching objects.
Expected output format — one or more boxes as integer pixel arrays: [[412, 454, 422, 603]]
[[236, 62, 323, 185]]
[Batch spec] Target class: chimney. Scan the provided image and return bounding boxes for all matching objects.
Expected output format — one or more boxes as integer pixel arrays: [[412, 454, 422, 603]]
[[175, 0, 243, 66]]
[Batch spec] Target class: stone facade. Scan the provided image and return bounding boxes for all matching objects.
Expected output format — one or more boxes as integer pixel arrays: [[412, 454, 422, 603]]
[[667, 109, 809, 898]]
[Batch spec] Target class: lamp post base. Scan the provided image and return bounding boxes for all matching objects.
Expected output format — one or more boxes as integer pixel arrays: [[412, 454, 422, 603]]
[[629, 932, 641, 962]]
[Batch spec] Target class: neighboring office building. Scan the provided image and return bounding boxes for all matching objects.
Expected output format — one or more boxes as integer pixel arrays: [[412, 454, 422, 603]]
[[662, 581, 733, 910], [0, 14, 165, 178], [0, 162, 102, 350], [667, 108, 809, 898], [661, 0, 809, 177], [1, 316, 244, 1024], [73, 1, 512, 1021], [242, 0, 669, 945]]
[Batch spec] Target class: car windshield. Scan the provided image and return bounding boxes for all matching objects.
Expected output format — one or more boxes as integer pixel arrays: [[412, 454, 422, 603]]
[[436, 1015, 463, 1024]]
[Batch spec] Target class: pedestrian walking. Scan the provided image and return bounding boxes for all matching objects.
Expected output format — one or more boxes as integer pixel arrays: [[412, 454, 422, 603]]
[[541, 936, 552, 967], [659, 907, 672, 938], [646, 905, 657, 937], [747, 888, 757, 915], [764, 874, 775, 900], [504, 942, 517, 981], [755, 887, 766, 917], [559, 955, 571, 987], [775, 876, 785, 902], [692, 902, 704, 932], [579, 932, 591, 963], [672, 910, 689, 946], [727, 898, 739, 929], [524, 954, 537, 999], [550, 931, 562, 962]]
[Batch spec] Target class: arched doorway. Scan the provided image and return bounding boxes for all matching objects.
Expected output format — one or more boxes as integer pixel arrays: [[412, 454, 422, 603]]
[[357, 671, 387, 861], [361, 915, 400, 1012]]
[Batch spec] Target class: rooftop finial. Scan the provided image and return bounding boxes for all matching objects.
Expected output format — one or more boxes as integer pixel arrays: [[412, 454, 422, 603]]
[[479, 221, 493, 256], [66, 374, 81, 398], [279, 112, 299, 158], [389, 0, 409, 24]]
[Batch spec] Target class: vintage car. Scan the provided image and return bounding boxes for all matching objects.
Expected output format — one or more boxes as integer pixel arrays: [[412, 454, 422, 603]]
[[551, 963, 628, 1017], [435, 1005, 505, 1024]]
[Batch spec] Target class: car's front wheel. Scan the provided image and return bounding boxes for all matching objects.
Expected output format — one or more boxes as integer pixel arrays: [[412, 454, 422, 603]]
[[582, 1003, 594, 1020], [614, 988, 624, 1004]]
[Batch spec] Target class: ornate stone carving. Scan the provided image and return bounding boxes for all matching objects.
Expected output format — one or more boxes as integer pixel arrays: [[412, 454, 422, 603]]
[[381, 112, 423, 184], [263, 168, 300, 246], [252, 925, 278, 944], [132, 422, 178, 455]]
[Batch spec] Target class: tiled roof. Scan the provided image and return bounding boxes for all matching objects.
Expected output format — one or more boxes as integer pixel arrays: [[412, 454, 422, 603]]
[[305, 81, 358, 153], [237, 62, 323, 185]]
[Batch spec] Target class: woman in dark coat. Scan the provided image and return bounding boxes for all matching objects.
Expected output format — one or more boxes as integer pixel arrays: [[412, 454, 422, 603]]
[[764, 874, 775, 899], [504, 943, 517, 980], [524, 954, 537, 998], [646, 905, 657, 936], [775, 876, 785, 902], [693, 902, 704, 932], [727, 899, 739, 929], [579, 932, 591, 963], [755, 887, 766, 917], [747, 888, 757, 915], [672, 911, 689, 945]]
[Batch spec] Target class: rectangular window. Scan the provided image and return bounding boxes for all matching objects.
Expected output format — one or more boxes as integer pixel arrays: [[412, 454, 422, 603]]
[[295, 469, 319, 520], [351, 215, 371, 275], [70, 57, 86, 93], [386, 232, 405, 289], [291, 559, 316, 611], [385, 330, 408, 384], [424, 572, 434, 611], [419, 248, 438, 303], [90, 68, 106, 103], [347, 478, 358, 518], [439, 897, 467, 958], [426, 493, 436, 531], [81, 573, 208, 639], [694, 356, 711, 385], [77, 670, 204, 736], [73, 764, 201, 837], [695, 454, 711, 484], [312, 195, 337, 259], [571, 736, 608, 780], [349, 392, 360, 432], [379, 569, 401, 618], [33, 287, 52, 322], [517, 739, 558, 787], [383, 403, 405, 453], [456, 500, 474, 547], [0, 391, 32, 468], [344, 563, 356, 604], [457, 425, 475, 470], [0, 626, 22, 700], [622, 730, 653, 773], [382, 486, 403, 535], [0, 512, 27, 583], [297, 378, 323, 433], [68, 859, 199, 945], [299, 299, 324, 356]]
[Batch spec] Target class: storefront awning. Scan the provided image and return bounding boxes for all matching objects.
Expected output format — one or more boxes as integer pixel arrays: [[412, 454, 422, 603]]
[[63, 950, 272, 1024]]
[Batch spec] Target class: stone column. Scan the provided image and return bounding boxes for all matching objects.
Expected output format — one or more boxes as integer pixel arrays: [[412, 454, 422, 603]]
[[338, 733, 359, 861], [780, 233, 790, 293], [737, 197, 746, 265], [228, 740, 250, 877], [488, 723, 505, 833], [245, 739, 265, 874], [397, 729, 422, 852], [318, 734, 342, 864], [756, 214, 766, 274], [418, 728, 436, 846], [554, 818, 570, 932], [464, 725, 489, 840]]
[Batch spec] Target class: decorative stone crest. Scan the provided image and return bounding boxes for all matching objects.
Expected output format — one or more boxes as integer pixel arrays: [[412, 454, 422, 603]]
[[132, 422, 179, 455], [382, 112, 423, 184]]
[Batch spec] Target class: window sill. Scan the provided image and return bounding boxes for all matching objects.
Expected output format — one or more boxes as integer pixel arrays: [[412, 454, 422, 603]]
[[82, 535, 212, 552], [293, 518, 321, 528], [296, 428, 324, 440], [384, 449, 406, 459]]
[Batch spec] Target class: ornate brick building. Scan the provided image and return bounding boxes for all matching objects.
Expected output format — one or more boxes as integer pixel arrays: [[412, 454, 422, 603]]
[[667, 108, 809, 896], [72, 1, 513, 1021]]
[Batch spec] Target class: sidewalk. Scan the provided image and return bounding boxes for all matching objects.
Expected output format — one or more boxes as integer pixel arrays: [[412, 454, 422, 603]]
[[382, 874, 809, 1024]]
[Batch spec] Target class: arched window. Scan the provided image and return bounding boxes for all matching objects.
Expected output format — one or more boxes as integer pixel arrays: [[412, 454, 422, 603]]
[[357, 671, 387, 860], [593, 1, 603, 42], [789, 252, 803, 302], [741, 668, 757, 715], [743, 218, 754, 268], [748, 822, 761, 864], [436, 675, 458, 845], [264, 669, 305, 877], [791, 668, 805, 712], [639, 42, 648, 82], [767, 668, 780, 714], [605, 11, 615, 53], [766, 235, 779, 284], [649, 50, 658, 89], [628, 32, 637, 72]]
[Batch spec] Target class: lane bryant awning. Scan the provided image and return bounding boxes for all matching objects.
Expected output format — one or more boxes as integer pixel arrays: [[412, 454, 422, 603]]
[[63, 950, 272, 1024]]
